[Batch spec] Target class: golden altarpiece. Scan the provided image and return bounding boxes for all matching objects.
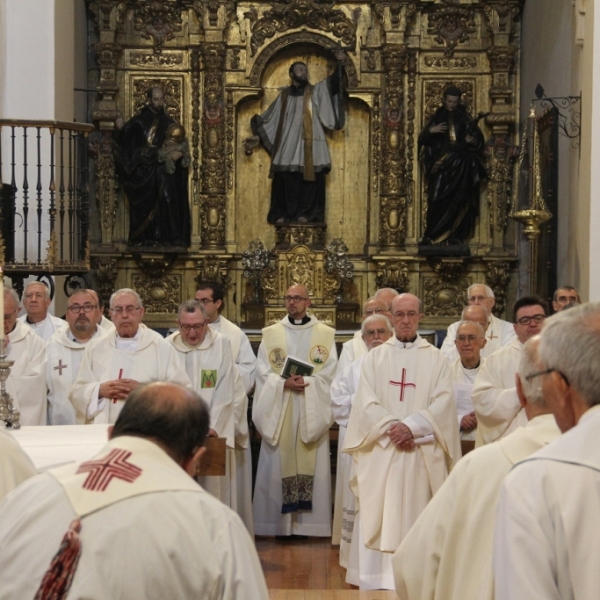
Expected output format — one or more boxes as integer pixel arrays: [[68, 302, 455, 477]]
[[86, 0, 523, 332]]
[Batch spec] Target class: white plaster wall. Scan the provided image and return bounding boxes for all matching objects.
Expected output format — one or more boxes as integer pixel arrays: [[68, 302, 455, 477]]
[[520, 0, 575, 295]]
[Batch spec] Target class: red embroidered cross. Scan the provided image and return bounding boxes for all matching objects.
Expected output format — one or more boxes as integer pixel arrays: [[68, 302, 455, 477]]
[[53, 359, 68, 376], [488, 331, 498, 341], [389, 368, 416, 402], [76, 449, 142, 491]]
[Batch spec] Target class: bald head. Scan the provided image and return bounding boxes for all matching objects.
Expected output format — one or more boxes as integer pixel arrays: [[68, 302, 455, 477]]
[[285, 284, 311, 320], [391, 294, 422, 342], [461, 305, 489, 332], [362, 297, 389, 320], [111, 382, 210, 465], [375, 288, 399, 311]]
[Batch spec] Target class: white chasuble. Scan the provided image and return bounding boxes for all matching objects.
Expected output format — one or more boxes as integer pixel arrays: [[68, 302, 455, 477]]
[[344, 336, 461, 553], [69, 324, 191, 424], [5, 319, 47, 426], [472, 337, 526, 446]]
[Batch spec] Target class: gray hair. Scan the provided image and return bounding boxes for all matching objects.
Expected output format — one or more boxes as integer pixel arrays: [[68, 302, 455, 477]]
[[361, 314, 393, 335], [177, 299, 208, 320], [518, 336, 546, 408], [24, 280, 50, 300], [539, 302, 600, 407], [375, 288, 399, 299], [110, 288, 143, 309], [4, 287, 20, 307], [467, 284, 494, 299], [455, 320, 485, 337]]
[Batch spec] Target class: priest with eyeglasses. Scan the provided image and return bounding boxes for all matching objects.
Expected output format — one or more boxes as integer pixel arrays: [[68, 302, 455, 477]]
[[166, 300, 253, 533], [472, 295, 548, 446], [70, 288, 190, 424], [46, 290, 108, 425]]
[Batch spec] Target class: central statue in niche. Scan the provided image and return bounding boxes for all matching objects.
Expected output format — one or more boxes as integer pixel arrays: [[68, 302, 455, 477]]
[[244, 48, 347, 224]]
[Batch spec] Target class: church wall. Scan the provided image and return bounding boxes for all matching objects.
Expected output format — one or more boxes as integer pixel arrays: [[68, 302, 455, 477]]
[[521, 0, 575, 297]]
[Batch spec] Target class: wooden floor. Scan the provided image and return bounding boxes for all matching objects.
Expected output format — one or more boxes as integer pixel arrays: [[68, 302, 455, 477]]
[[256, 537, 399, 600]]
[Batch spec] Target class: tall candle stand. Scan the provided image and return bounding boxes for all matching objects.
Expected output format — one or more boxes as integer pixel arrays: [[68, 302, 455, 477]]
[[0, 337, 20, 428]]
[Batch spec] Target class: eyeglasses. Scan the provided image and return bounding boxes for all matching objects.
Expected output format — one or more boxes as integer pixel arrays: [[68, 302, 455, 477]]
[[393, 311, 419, 319], [364, 308, 386, 316], [525, 367, 570, 386], [67, 304, 98, 314], [516, 314, 546, 326], [284, 295, 308, 303], [180, 323, 207, 332], [196, 298, 214, 305], [110, 305, 142, 314], [468, 295, 490, 303], [456, 334, 481, 344]]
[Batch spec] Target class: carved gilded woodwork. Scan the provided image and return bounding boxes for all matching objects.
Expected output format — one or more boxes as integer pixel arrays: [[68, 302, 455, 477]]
[[86, 0, 525, 330], [132, 254, 181, 312], [91, 256, 118, 312], [244, 0, 357, 57]]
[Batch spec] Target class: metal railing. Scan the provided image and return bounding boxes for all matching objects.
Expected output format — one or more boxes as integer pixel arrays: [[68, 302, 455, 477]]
[[0, 119, 94, 276]]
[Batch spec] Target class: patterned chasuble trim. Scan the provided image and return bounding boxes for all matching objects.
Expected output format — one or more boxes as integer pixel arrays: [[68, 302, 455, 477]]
[[75, 449, 142, 491], [281, 474, 314, 514]]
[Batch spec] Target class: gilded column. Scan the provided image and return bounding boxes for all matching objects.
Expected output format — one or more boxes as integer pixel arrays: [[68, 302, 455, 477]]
[[199, 43, 227, 249]]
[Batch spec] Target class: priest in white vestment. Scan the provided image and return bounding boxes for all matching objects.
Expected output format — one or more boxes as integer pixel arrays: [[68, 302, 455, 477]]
[[331, 314, 393, 565], [0, 429, 36, 500], [494, 303, 600, 600], [196, 283, 256, 532], [3, 288, 47, 425], [442, 304, 500, 363], [70, 288, 190, 424], [18, 280, 65, 341], [472, 295, 548, 446], [552, 285, 580, 312], [0, 382, 269, 600], [343, 293, 461, 590], [441, 284, 516, 356], [167, 300, 253, 533], [337, 296, 389, 375], [448, 320, 488, 441], [46, 290, 108, 425], [253, 284, 337, 537], [394, 336, 560, 600]]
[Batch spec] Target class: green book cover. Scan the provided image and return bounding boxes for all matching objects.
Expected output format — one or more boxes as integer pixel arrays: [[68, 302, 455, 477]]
[[281, 355, 314, 379]]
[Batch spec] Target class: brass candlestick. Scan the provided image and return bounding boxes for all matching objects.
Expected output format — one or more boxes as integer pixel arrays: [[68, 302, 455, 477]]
[[0, 335, 20, 429]]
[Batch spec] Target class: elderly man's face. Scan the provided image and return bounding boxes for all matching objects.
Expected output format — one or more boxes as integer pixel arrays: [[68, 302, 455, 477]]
[[362, 318, 392, 351], [467, 285, 494, 315], [3, 295, 19, 336], [455, 323, 486, 364], [513, 304, 546, 344], [391, 295, 422, 343], [362, 299, 389, 320], [178, 309, 208, 347], [23, 283, 51, 321], [553, 288, 580, 312], [541, 370, 576, 433], [66, 292, 100, 337], [110, 293, 145, 338]]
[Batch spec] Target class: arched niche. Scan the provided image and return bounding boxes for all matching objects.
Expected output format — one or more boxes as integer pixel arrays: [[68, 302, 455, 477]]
[[234, 33, 372, 255]]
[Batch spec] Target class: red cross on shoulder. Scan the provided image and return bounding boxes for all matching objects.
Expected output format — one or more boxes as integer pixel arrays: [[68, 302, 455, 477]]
[[76, 448, 142, 492]]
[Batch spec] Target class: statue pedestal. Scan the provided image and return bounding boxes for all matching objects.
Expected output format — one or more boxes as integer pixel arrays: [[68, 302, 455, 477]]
[[274, 222, 327, 250], [418, 243, 471, 257]]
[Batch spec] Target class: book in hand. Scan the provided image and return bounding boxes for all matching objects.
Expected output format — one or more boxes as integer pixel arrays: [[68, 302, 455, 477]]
[[281, 355, 314, 379]]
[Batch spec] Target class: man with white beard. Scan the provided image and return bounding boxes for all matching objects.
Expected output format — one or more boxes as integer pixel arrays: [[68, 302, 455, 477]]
[[18, 281, 65, 341], [330, 314, 393, 565]]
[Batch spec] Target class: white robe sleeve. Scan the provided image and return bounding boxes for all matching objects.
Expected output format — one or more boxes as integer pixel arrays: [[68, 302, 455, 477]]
[[330, 362, 355, 427], [206, 341, 235, 449], [236, 333, 256, 395]]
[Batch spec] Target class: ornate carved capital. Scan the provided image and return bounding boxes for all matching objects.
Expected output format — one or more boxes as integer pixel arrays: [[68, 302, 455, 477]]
[[486, 45, 517, 73], [91, 256, 119, 313], [376, 259, 410, 292], [485, 260, 512, 316], [424, 259, 470, 318], [427, 6, 476, 58], [244, 0, 357, 57], [132, 254, 180, 313], [274, 223, 326, 251], [133, 1, 183, 53], [194, 254, 230, 288], [88, 1, 127, 32], [483, 2, 522, 36]]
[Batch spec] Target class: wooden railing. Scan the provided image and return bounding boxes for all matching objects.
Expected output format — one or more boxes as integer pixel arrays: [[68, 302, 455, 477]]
[[0, 119, 95, 281]]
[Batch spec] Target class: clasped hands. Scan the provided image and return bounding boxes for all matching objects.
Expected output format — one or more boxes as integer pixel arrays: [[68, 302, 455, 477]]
[[283, 375, 308, 392], [388, 422, 416, 451], [99, 379, 140, 401]]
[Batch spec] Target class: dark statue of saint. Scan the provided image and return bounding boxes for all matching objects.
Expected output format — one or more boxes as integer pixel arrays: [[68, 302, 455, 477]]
[[244, 49, 347, 224], [418, 86, 487, 246], [115, 87, 191, 248]]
